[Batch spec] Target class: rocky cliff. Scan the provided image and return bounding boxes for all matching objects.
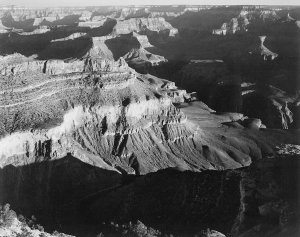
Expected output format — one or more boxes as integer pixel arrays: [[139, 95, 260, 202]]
[[242, 84, 298, 129], [212, 17, 248, 35], [18, 26, 50, 35], [51, 32, 87, 42], [212, 8, 282, 36], [0, 204, 73, 237], [113, 17, 178, 36], [78, 18, 108, 28], [0, 5, 299, 237], [249, 36, 278, 60], [0, 50, 278, 175]]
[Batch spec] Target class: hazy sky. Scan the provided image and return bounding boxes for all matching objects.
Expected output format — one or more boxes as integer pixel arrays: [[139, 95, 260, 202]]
[[1, 0, 299, 7]]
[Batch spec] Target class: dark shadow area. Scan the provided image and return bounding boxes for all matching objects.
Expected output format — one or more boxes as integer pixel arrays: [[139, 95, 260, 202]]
[[88, 18, 117, 37], [0, 154, 123, 234], [0, 154, 299, 236], [0, 19, 116, 59], [170, 6, 243, 34], [38, 37, 93, 60], [1, 12, 35, 31], [105, 35, 140, 60], [41, 15, 81, 27], [0, 154, 241, 236]]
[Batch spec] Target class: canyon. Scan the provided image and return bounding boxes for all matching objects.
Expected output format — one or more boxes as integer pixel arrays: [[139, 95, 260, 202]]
[[0, 4, 299, 237]]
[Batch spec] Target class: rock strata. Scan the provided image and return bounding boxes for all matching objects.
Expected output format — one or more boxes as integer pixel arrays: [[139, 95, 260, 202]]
[[113, 17, 178, 36]]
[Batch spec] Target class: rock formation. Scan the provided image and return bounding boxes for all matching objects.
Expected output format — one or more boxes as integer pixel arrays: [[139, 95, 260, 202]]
[[18, 26, 50, 35], [0, 4, 299, 237], [242, 84, 297, 129], [113, 17, 178, 36], [84, 35, 115, 60], [78, 18, 108, 28], [249, 36, 278, 60], [284, 12, 296, 22], [124, 47, 167, 66], [0, 48, 278, 175], [84, 33, 167, 68], [132, 32, 153, 48], [0, 19, 10, 33], [213, 17, 248, 35], [0, 204, 73, 237], [212, 8, 286, 36], [33, 17, 57, 26], [117, 7, 150, 20], [51, 32, 87, 42]]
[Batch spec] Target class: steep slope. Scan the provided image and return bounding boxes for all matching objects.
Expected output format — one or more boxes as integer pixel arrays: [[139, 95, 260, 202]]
[[88, 33, 167, 68], [0, 51, 283, 175], [113, 17, 178, 36], [212, 17, 248, 35], [51, 32, 87, 42], [0, 204, 73, 237], [124, 47, 167, 67], [0, 19, 10, 33], [172, 59, 242, 113], [84, 35, 115, 60], [249, 36, 278, 60], [212, 8, 281, 35], [0, 6, 299, 237], [18, 26, 50, 35], [242, 84, 298, 129], [78, 17, 108, 28]]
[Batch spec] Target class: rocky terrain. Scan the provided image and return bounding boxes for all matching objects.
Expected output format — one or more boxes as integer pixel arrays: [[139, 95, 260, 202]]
[[0, 204, 73, 237], [0, 4, 299, 237]]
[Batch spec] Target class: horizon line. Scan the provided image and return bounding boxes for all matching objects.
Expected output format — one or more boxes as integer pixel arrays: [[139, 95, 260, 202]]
[[1, 4, 300, 8]]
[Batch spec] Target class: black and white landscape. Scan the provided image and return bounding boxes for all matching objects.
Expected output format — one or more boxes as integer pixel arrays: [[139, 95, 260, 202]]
[[0, 3, 299, 237]]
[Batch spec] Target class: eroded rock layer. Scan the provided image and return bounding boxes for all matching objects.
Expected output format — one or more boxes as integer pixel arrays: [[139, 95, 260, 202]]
[[0, 52, 277, 175]]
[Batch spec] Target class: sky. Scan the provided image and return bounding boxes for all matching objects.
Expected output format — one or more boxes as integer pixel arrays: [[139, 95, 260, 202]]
[[1, 0, 299, 7]]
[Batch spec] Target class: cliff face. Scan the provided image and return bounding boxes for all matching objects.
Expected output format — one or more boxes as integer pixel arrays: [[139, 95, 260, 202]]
[[249, 36, 278, 60], [78, 18, 108, 28], [0, 50, 276, 175], [0, 204, 73, 237], [212, 17, 247, 35], [124, 47, 167, 67], [242, 84, 297, 129], [51, 33, 87, 42], [18, 26, 50, 35], [212, 8, 280, 35], [0, 6, 299, 237], [86, 33, 167, 68], [113, 17, 178, 36]]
